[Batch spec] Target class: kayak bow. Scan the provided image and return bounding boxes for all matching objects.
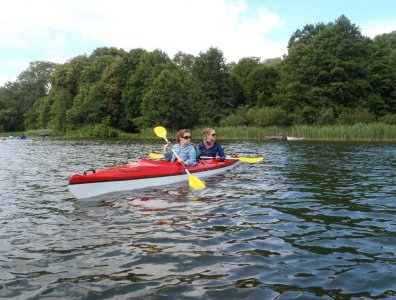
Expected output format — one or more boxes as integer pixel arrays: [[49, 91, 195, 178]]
[[68, 158, 239, 199]]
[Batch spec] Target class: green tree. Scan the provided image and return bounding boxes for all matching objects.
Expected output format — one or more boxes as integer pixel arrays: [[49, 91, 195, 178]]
[[49, 90, 74, 132], [99, 57, 129, 130], [246, 62, 280, 106], [51, 55, 89, 97], [0, 61, 57, 131], [230, 57, 261, 106], [192, 47, 235, 123], [173, 51, 195, 73], [64, 54, 118, 129], [121, 49, 172, 131], [274, 15, 376, 124], [90, 47, 126, 58], [0, 82, 22, 131], [17, 61, 58, 100], [139, 68, 201, 129], [66, 83, 104, 128], [370, 32, 396, 115]]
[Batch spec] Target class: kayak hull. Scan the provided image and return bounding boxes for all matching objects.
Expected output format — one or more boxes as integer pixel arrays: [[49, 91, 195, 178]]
[[0, 138, 33, 142], [68, 158, 239, 199], [286, 136, 305, 141]]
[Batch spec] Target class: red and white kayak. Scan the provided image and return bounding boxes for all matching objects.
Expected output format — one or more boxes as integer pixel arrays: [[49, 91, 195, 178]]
[[68, 158, 239, 199]]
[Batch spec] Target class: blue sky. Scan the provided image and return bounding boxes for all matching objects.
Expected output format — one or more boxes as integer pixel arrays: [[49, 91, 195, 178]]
[[0, 0, 395, 86]]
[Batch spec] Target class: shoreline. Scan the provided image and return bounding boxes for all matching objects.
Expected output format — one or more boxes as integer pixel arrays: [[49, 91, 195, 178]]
[[2, 123, 396, 142]]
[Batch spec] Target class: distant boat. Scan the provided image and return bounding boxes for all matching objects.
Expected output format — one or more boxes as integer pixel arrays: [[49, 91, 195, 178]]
[[264, 135, 306, 141], [286, 136, 305, 141], [0, 138, 33, 142]]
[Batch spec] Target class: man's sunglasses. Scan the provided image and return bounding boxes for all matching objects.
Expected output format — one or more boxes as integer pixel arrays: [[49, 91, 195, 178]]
[[182, 136, 192, 139]]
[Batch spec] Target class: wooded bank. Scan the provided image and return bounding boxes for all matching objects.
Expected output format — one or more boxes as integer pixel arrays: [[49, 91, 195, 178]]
[[1, 16, 395, 137]]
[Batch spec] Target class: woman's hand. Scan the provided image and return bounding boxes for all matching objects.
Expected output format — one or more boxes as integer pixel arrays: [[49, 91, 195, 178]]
[[178, 158, 188, 165], [163, 142, 170, 153]]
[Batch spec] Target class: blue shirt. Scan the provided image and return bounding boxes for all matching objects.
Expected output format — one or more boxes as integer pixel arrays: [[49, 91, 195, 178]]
[[164, 143, 197, 166], [198, 141, 225, 158]]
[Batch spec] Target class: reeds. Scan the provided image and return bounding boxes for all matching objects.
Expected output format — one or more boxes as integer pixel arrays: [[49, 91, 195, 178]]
[[8, 123, 395, 141], [207, 124, 396, 141]]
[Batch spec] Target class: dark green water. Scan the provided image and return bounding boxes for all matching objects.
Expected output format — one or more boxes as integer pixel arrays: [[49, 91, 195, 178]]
[[0, 139, 395, 299]]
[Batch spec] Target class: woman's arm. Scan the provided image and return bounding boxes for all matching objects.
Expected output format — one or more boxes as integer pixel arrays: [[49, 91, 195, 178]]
[[186, 145, 197, 166], [163, 143, 173, 161]]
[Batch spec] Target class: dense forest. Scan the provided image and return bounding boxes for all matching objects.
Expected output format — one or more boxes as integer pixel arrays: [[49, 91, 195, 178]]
[[0, 16, 395, 136]]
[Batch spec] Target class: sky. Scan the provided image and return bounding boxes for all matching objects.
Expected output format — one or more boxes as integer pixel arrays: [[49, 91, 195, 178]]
[[0, 0, 395, 86]]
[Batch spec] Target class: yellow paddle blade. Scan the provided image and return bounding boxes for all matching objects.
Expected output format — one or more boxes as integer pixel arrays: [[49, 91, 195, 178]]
[[189, 174, 206, 189], [236, 157, 264, 163], [154, 126, 167, 139], [149, 152, 164, 159]]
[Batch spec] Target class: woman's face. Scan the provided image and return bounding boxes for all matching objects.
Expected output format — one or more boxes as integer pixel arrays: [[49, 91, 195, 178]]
[[180, 132, 192, 146], [206, 130, 217, 142]]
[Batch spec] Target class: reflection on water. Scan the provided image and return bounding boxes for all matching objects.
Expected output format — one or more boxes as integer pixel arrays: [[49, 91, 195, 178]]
[[0, 139, 395, 299]]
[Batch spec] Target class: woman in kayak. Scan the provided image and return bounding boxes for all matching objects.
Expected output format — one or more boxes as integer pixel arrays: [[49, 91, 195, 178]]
[[198, 127, 225, 160], [163, 129, 196, 166]]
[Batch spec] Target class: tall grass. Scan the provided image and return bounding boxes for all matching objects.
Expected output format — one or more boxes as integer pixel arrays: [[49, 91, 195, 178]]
[[136, 124, 396, 141], [202, 124, 396, 141], [289, 123, 396, 141], [3, 123, 395, 141]]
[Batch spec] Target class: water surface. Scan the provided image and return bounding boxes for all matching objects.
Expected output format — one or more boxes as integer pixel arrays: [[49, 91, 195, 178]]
[[0, 139, 395, 299]]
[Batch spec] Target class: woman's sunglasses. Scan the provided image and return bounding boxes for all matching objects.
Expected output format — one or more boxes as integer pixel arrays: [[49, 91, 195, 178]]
[[182, 136, 192, 139], [211, 133, 217, 136]]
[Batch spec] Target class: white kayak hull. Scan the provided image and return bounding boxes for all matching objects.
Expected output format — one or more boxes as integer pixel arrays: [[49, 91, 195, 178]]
[[286, 136, 305, 141]]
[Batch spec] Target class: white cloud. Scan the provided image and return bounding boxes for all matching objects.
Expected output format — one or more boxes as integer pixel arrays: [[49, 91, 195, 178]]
[[0, 0, 288, 85], [0, 0, 286, 57], [361, 21, 396, 38], [0, 74, 16, 86]]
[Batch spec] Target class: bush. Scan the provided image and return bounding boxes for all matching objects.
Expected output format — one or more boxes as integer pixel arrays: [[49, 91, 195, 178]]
[[337, 107, 376, 125], [67, 117, 119, 138], [380, 114, 396, 125], [316, 107, 336, 125], [219, 106, 249, 126], [247, 106, 291, 126], [292, 106, 318, 125], [132, 116, 151, 130]]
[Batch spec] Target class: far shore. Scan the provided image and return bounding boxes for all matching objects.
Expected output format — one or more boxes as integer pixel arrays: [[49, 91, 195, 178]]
[[2, 123, 396, 142]]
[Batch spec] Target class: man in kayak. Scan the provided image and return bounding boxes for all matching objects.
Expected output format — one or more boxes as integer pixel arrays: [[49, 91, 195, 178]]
[[163, 129, 197, 166], [197, 128, 225, 160]]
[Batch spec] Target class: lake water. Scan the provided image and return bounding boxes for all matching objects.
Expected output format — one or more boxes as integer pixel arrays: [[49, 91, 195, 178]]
[[0, 139, 395, 299]]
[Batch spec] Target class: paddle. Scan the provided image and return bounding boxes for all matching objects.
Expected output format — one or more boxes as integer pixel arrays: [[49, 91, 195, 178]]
[[149, 152, 263, 163], [154, 126, 206, 190], [200, 156, 264, 163], [149, 152, 165, 159]]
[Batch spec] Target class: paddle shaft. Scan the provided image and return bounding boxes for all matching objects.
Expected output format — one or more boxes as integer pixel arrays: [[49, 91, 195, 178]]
[[200, 155, 263, 163], [150, 153, 262, 163], [199, 156, 225, 160]]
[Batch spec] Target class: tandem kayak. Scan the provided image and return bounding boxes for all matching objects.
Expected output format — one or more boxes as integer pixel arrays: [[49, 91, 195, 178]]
[[68, 158, 240, 199]]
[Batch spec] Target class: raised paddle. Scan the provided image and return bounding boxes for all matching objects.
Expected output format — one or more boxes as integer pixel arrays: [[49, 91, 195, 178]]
[[154, 126, 206, 190], [149, 152, 264, 163]]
